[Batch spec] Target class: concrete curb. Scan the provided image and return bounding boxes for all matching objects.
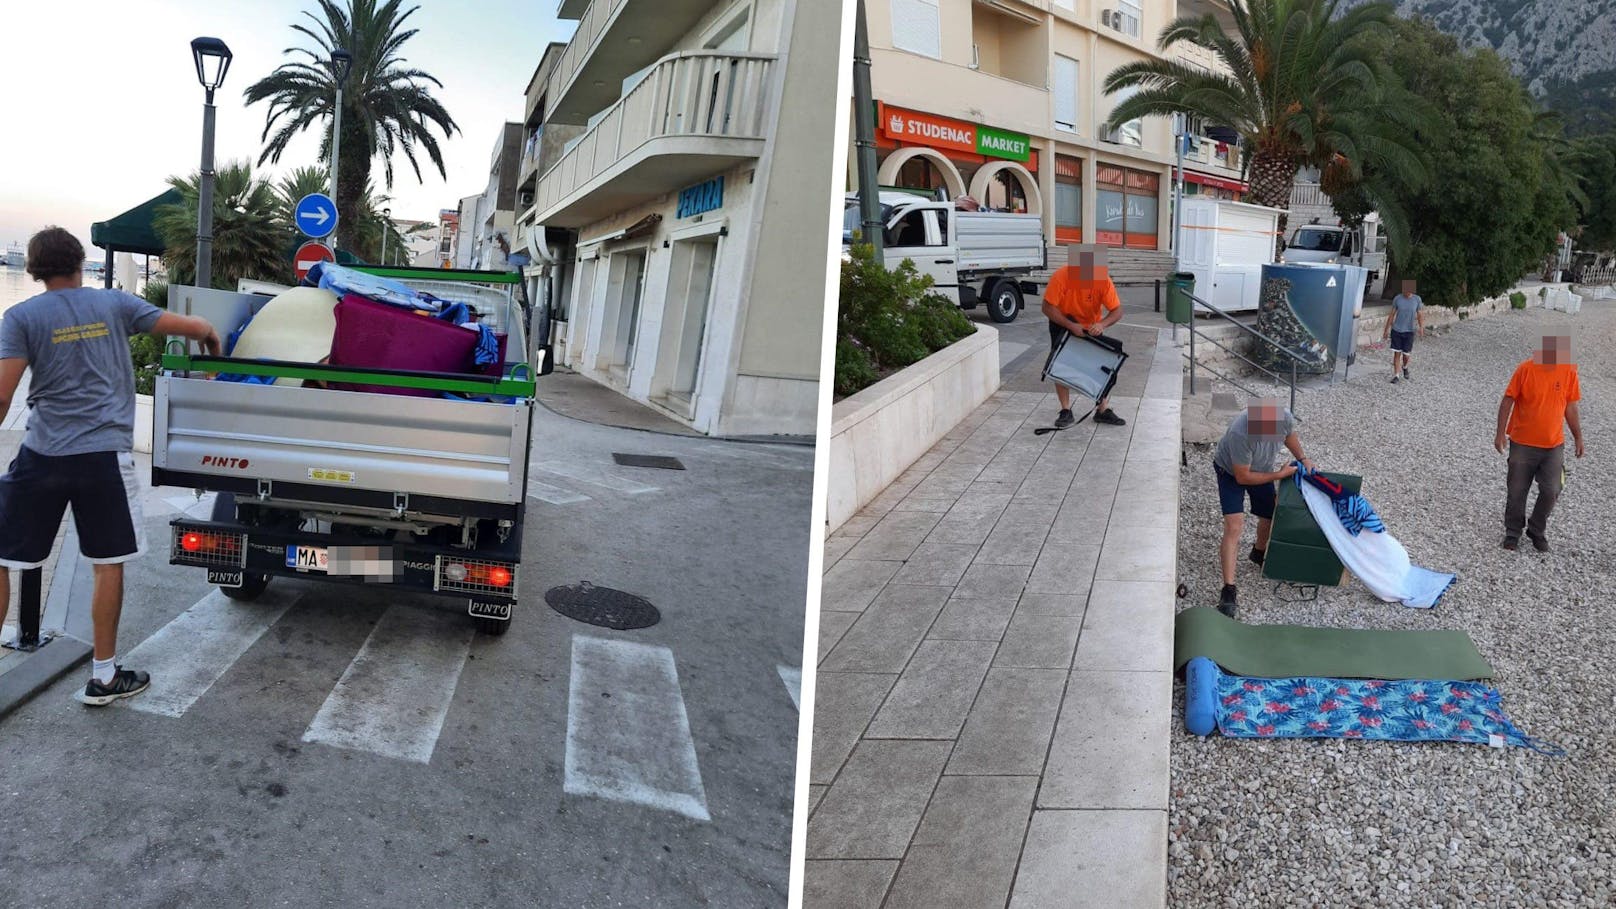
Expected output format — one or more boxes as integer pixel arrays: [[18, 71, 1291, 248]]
[[0, 523, 94, 720]]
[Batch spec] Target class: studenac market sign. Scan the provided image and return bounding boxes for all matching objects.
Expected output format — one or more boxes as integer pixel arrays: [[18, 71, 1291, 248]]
[[879, 103, 1031, 163]]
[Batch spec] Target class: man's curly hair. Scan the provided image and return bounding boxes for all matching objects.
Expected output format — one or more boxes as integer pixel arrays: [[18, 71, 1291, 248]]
[[26, 227, 85, 282]]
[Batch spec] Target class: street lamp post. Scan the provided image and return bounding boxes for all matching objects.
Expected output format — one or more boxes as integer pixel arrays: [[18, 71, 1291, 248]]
[[382, 207, 391, 264], [329, 48, 354, 252], [190, 37, 232, 290]]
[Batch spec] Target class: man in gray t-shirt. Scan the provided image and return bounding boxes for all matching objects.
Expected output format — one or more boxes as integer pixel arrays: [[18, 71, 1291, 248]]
[[0, 227, 219, 707], [1382, 281, 1425, 383], [1211, 398, 1311, 616]]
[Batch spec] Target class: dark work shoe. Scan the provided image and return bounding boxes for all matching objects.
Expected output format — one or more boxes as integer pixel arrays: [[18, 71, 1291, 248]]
[[1527, 532, 1550, 553], [1501, 536, 1519, 551], [1054, 409, 1075, 429], [1390, 376, 1399, 384], [1248, 547, 1266, 567], [1403, 366, 1411, 380], [1094, 409, 1127, 426], [76, 668, 150, 707], [1217, 584, 1239, 618]]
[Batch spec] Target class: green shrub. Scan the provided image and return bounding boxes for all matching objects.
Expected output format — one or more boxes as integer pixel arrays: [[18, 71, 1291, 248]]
[[141, 280, 169, 309], [1509, 291, 1527, 309], [130, 332, 164, 396], [836, 244, 975, 397], [834, 339, 879, 398]]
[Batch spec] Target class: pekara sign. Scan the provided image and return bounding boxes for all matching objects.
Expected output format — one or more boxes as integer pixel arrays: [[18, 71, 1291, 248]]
[[877, 102, 1031, 163]]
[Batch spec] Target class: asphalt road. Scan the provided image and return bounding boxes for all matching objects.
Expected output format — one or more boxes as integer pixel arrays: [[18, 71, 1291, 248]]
[[0, 403, 813, 907]]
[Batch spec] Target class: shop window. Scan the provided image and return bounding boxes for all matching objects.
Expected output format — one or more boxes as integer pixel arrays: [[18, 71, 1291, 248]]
[[984, 170, 1029, 213], [1096, 165, 1159, 249], [1055, 154, 1082, 242], [896, 155, 948, 195]]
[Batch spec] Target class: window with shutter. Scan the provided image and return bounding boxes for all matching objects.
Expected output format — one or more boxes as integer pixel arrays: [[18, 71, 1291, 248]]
[[891, 0, 942, 59], [1053, 55, 1078, 132]]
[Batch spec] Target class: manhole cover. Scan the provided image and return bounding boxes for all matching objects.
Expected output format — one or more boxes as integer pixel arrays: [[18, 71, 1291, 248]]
[[545, 582, 661, 630], [612, 452, 685, 470]]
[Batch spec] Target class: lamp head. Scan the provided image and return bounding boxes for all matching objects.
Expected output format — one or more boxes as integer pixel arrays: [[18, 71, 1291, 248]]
[[190, 36, 233, 94], [331, 48, 354, 88]]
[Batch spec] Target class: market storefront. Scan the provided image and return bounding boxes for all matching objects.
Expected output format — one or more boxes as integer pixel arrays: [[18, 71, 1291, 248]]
[[872, 102, 1042, 215]]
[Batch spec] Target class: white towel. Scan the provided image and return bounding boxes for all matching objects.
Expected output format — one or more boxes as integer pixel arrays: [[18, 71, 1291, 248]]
[[1296, 480, 1456, 609]]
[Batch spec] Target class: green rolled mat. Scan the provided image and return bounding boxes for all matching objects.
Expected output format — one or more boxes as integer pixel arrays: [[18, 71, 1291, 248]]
[[1174, 607, 1493, 681]]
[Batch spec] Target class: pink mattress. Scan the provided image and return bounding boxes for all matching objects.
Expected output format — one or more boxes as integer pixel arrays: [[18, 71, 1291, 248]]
[[328, 294, 481, 397]]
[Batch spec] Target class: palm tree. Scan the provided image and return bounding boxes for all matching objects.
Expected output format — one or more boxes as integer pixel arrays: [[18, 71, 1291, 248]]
[[155, 160, 293, 289], [243, 0, 457, 252], [1102, 0, 1427, 257]]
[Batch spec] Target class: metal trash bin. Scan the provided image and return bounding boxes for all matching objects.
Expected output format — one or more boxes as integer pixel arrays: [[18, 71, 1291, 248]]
[[1166, 272, 1195, 324]]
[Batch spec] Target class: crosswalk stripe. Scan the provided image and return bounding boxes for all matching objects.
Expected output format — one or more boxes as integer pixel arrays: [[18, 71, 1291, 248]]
[[533, 461, 661, 495], [564, 635, 710, 821], [302, 605, 473, 764], [778, 664, 801, 711], [527, 480, 591, 505], [125, 588, 299, 718]]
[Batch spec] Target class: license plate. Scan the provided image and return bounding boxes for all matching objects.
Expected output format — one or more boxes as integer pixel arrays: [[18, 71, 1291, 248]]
[[468, 599, 511, 621], [286, 545, 328, 572], [208, 569, 244, 588]]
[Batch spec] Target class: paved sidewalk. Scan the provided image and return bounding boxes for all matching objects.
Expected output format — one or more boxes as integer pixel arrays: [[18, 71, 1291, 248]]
[[805, 329, 1181, 908]]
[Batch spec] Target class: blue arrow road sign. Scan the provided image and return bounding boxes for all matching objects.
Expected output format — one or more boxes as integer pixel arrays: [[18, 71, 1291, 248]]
[[294, 192, 338, 239]]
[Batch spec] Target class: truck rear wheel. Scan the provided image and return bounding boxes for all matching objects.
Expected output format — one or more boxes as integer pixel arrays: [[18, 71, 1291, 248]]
[[987, 281, 1022, 323], [222, 573, 271, 601], [472, 616, 511, 636]]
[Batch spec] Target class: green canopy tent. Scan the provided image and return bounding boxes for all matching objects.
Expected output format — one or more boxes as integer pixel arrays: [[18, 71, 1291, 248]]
[[90, 188, 181, 290]]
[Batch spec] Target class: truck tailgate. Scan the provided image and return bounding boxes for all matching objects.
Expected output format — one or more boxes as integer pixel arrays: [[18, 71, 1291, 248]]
[[955, 212, 1045, 271], [154, 375, 530, 506]]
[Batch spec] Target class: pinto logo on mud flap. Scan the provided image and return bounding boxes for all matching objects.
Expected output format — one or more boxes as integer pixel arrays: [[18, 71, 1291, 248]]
[[200, 455, 251, 469]]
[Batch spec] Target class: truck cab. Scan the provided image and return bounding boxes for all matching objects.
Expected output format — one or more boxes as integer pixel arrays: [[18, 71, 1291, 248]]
[[1281, 216, 1387, 297], [844, 191, 1045, 322]]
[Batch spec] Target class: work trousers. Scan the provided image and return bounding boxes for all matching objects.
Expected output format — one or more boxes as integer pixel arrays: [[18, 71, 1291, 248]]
[[1504, 441, 1565, 539]]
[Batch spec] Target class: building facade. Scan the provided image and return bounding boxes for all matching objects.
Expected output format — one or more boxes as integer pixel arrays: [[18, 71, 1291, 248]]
[[513, 0, 837, 437], [854, 0, 1246, 254]]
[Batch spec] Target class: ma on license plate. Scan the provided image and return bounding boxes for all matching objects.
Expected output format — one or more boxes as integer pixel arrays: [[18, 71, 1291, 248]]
[[286, 545, 328, 572]]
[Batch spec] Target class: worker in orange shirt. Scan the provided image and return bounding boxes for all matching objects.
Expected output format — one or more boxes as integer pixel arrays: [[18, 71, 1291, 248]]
[[1493, 333, 1585, 551], [1042, 244, 1127, 428]]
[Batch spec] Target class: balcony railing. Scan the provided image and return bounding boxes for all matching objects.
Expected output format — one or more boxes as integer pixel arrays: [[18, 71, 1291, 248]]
[[1291, 182, 1329, 209], [548, 0, 624, 122], [535, 51, 775, 220]]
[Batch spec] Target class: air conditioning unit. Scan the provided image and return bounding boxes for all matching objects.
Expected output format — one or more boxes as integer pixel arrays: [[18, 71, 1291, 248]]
[[1100, 9, 1115, 28], [519, 190, 535, 207]]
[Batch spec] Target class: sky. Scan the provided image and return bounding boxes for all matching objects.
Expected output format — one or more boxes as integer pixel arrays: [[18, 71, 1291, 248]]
[[0, 0, 573, 251]]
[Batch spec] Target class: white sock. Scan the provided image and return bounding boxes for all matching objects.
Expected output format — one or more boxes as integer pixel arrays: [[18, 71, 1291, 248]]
[[93, 657, 116, 685]]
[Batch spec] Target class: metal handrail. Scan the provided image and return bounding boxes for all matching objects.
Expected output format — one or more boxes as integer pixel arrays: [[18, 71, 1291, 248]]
[[1184, 290, 1305, 414]]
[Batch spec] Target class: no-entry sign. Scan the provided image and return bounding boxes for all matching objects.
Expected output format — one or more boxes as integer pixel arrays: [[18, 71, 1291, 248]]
[[294, 240, 336, 282]]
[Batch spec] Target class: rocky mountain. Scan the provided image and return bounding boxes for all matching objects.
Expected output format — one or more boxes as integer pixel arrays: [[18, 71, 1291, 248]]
[[1343, 0, 1616, 133]]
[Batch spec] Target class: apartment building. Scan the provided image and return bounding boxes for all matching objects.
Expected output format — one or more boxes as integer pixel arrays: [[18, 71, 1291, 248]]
[[512, 0, 837, 437], [857, 0, 1245, 253]]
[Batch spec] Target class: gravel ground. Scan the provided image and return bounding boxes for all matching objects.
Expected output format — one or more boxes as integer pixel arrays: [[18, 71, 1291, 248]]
[[1170, 302, 1616, 908]]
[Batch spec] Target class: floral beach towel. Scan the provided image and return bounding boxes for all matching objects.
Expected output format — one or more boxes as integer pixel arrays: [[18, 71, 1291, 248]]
[[1215, 674, 1563, 754]]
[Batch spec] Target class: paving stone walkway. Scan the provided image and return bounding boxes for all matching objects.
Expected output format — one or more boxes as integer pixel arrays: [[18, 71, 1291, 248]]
[[806, 326, 1181, 909]]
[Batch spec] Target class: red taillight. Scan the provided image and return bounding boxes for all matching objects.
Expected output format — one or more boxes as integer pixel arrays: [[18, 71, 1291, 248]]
[[489, 567, 512, 587], [181, 533, 203, 552]]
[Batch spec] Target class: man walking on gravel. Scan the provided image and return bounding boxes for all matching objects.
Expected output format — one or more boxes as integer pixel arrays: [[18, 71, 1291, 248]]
[[1494, 333, 1584, 552], [1041, 244, 1127, 428], [1383, 280, 1425, 383], [0, 227, 221, 706], [1212, 398, 1313, 617]]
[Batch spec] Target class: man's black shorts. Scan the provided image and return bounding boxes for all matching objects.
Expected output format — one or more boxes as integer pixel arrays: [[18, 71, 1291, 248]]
[[0, 446, 145, 569], [1390, 330, 1414, 354]]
